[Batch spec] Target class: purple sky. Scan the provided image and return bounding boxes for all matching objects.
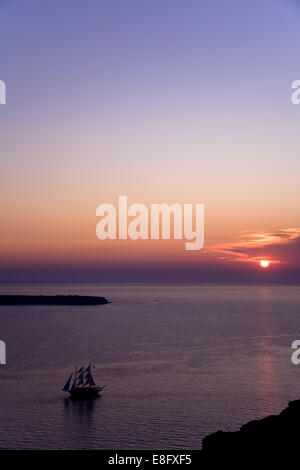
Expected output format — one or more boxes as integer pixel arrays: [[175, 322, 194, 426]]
[[0, 0, 300, 283]]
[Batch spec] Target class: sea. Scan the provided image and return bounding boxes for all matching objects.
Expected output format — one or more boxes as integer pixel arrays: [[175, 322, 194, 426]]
[[0, 283, 299, 449]]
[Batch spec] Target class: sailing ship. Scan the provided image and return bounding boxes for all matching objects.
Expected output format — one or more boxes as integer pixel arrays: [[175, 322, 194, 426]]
[[62, 363, 105, 398]]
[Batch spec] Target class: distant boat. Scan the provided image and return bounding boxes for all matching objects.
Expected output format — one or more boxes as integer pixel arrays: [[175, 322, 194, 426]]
[[63, 363, 105, 398]]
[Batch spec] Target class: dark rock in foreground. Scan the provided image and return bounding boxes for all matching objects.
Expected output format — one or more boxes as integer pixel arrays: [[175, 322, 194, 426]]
[[202, 400, 300, 458], [0, 295, 109, 305]]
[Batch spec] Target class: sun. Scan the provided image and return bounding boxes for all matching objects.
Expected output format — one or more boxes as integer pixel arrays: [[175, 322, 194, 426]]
[[260, 260, 270, 268]]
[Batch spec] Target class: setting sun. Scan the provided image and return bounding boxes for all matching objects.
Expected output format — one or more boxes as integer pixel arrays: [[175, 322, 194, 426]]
[[260, 260, 270, 268]]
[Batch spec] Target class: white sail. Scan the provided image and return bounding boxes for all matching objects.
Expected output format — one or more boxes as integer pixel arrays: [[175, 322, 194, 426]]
[[77, 374, 84, 386], [73, 366, 78, 389], [80, 365, 86, 386], [84, 374, 96, 386], [77, 365, 84, 386], [84, 364, 91, 380], [85, 363, 96, 386], [70, 377, 77, 391], [89, 375, 96, 386], [86, 363, 95, 375], [62, 373, 73, 391], [84, 365, 90, 379]]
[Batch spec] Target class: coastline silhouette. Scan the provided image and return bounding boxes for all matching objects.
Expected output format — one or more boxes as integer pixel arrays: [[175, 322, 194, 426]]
[[201, 400, 300, 459], [0, 295, 109, 306]]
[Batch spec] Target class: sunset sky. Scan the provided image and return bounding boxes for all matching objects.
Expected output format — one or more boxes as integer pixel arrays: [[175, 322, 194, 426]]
[[0, 0, 300, 283]]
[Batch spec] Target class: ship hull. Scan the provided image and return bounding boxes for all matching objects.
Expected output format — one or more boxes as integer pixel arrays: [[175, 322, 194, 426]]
[[68, 387, 102, 399]]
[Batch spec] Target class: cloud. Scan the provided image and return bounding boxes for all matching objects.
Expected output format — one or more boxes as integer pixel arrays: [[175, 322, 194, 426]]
[[210, 228, 300, 266]]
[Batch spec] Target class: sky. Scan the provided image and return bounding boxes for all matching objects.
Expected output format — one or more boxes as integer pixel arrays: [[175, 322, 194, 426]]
[[0, 0, 300, 283]]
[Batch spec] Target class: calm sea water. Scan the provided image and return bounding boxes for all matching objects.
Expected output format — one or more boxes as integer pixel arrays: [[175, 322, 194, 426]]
[[0, 283, 299, 449]]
